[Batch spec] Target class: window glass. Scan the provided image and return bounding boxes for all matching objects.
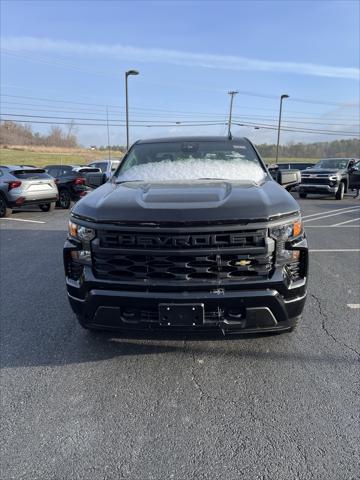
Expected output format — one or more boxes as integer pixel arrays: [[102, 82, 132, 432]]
[[116, 140, 265, 183], [12, 169, 52, 179]]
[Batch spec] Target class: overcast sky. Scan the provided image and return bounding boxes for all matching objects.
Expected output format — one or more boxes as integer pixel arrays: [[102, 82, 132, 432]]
[[1, 0, 359, 146]]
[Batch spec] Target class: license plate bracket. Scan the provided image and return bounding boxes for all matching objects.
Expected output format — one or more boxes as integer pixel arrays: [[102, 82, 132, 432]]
[[159, 303, 204, 326]]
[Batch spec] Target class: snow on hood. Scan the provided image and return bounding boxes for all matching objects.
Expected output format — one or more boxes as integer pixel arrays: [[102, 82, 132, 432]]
[[118, 158, 266, 183]]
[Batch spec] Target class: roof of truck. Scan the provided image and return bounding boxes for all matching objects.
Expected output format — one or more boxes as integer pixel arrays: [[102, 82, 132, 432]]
[[135, 136, 249, 145]]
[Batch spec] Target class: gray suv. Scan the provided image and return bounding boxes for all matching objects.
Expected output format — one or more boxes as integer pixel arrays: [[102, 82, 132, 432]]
[[0, 165, 58, 217]]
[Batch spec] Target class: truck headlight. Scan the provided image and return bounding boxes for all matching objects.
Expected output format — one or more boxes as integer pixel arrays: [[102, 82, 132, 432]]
[[270, 219, 303, 264], [269, 219, 302, 241], [68, 220, 96, 241]]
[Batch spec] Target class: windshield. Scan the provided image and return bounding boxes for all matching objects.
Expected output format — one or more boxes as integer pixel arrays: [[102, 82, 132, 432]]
[[315, 159, 349, 169], [116, 140, 265, 183]]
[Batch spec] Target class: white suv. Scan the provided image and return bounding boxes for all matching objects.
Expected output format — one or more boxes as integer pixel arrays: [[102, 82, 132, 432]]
[[0, 165, 58, 217]]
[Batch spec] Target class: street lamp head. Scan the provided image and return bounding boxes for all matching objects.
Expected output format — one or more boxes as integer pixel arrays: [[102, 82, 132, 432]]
[[126, 69, 139, 76], [281, 94, 289, 99]]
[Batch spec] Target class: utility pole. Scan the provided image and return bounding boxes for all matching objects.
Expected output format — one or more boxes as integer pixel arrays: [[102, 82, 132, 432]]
[[275, 94, 289, 163], [227, 90, 238, 139], [125, 69, 139, 151], [106, 106, 110, 161]]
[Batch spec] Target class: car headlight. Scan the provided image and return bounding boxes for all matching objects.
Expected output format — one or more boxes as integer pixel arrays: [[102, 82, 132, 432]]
[[329, 175, 339, 181], [68, 220, 96, 241]]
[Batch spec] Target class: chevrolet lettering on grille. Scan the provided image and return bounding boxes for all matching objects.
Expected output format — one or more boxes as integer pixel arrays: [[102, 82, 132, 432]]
[[116, 233, 257, 248]]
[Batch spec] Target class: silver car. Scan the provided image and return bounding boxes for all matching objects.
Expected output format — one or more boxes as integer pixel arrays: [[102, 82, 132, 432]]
[[0, 165, 58, 217], [87, 159, 121, 179]]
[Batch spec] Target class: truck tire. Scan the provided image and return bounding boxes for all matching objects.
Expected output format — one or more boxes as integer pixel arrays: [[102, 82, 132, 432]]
[[0, 195, 12, 218], [39, 202, 56, 212], [299, 192, 307, 199], [335, 182, 345, 200], [58, 189, 71, 209]]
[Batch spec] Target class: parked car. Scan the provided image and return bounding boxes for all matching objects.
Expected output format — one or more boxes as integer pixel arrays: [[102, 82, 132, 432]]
[[0, 165, 58, 217], [87, 159, 121, 179], [299, 158, 360, 199], [65, 136, 308, 335], [44, 165, 99, 209]]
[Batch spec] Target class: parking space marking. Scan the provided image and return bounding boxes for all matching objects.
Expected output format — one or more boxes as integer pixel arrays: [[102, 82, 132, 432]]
[[331, 217, 360, 227], [306, 225, 359, 228], [303, 207, 360, 223], [302, 206, 360, 219], [0, 218, 46, 224], [310, 249, 360, 252], [347, 304, 360, 309]]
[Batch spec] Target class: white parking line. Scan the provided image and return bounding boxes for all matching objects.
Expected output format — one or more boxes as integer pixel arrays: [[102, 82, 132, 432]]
[[347, 304, 360, 309], [303, 207, 360, 223], [306, 225, 359, 228], [310, 249, 360, 252], [302, 206, 360, 219], [0, 218, 46, 224], [331, 217, 360, 227]]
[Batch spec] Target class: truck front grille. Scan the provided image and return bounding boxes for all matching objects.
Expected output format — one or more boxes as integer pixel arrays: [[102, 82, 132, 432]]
[[92, 227, 273, 284], [301, 177, 330, 185]]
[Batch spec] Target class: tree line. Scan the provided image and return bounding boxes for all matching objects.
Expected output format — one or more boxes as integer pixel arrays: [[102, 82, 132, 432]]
[[256, 138, 359, 159], [0, 121, 78, 148], [0, 121, 359, 157]]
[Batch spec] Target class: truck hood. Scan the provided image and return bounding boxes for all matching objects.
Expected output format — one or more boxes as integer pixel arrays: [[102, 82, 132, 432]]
[[72, 179, 299, 224]]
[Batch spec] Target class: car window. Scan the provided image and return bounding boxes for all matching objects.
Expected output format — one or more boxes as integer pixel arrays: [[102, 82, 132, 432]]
[[351, 161, 360, 172], [11, 169, 52, 179], [95, 162, 107, 172], [46, 167, 59, 177], [58, 166, 73, 175], [316, 159, 349, 169]]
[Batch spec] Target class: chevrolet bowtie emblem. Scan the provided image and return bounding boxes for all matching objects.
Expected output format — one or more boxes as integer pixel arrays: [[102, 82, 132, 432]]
[[236, 260, 251, 266]]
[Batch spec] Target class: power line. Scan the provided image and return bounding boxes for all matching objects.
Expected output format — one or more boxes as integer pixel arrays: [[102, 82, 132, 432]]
[[1, 102, 359, 125], [2, 117, 359, 136], [1, 93, 358, 118], [2, 113, 357, 133]]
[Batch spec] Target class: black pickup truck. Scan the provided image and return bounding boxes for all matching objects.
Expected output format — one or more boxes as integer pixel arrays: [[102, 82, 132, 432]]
[[64, 137, 308, 335], [299, 158, 360, 200]]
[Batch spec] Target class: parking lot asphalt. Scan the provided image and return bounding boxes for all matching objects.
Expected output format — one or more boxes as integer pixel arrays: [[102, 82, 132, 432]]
[[1, 194, 359, 480]]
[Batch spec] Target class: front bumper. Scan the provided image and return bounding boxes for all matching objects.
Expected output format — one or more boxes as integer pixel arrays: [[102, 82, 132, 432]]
[[8, 195, 58, 207], [64, 239, 308, 335], [299, 184, 337, 194]]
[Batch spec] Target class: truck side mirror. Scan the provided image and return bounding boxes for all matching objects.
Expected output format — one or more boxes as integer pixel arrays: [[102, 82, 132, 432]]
[[277, 169, 301, 186], [85, 172, 106, 189]]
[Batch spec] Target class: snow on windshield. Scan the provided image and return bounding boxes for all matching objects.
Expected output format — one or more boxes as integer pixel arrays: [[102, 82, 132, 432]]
[[117, 158, 266, 183]]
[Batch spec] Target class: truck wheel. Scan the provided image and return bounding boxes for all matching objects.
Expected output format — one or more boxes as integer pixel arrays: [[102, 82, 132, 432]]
[[39, 202, 56, 212], [299, 192, 307, 199], [335, 182, 345, 200], [59, 189, 71, 209], [0, 195, 12, 218]]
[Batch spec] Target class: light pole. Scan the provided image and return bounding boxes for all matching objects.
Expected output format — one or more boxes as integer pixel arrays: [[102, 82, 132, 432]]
[[125, 69, 139, 150], [227, 90, 238, 138], [275, 94, 289, 163]]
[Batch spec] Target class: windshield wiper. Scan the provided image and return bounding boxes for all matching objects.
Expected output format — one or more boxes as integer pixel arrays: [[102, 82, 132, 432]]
[[115, 179, 143, 184]]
